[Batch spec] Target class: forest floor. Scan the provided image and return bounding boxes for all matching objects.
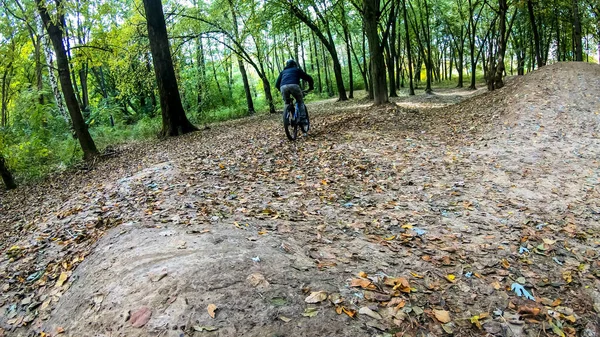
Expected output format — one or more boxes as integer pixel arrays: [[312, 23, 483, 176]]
[[0, 62, 599, 337]]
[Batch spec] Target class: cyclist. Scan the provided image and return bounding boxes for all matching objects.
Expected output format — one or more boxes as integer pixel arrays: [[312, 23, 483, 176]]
[[275, 59, 314, 126]]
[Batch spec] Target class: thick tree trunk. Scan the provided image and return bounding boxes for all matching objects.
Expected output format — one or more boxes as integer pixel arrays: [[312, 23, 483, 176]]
[[492, 0, 508, 90], [0, 155, 16, 190], [364, 0, 388, 105], [142, 0, 197, 137], [36, 0, 99, 159]]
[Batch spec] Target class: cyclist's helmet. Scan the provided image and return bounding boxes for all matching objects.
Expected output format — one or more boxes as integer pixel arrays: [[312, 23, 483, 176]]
[[285, 59, 297, 68]]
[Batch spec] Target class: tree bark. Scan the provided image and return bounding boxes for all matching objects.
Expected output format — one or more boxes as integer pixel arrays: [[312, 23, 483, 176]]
[[36, 0, 99, 159], [0, 155, 16, 190], [402, 0, 415, 95], [527, 0, 544, 67], [142, 0, 197, 137], [572, 0, 583, 61], [492, 0, 508, 90], [287, 2, 347, 100], [340, 3, 354, 98], [227, 0, 254, 114], [363, 0, 389, 104]]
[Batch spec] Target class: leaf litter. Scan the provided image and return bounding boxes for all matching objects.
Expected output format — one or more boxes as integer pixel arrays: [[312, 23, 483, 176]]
[[0, 63, 598, 336]]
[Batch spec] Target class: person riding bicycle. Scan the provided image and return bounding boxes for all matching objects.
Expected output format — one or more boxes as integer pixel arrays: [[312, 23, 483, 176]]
[[275, 59, 314, 125]]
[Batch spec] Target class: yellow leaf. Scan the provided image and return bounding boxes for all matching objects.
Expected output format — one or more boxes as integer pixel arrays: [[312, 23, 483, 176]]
[[401, 224, 413, 229], [207, 304, 217, 318], [258, 229, 267, 235], [383, 235, 396, 241], [358, 271, 368, 278], [410, 272, 424, 279], [562, 271, 572, 283], [564, 315, 576, 323], [446, 274, 456, 283], [335, 306, 343, 314], [471, 315, 482, 329], [55, 272, 69, 288]]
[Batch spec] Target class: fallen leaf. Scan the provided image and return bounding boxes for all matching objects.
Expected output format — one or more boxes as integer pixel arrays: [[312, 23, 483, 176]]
[[302, 307, 318, 317], [433, 309, 451, 323], [471, 315, 482, 329], [445, 274, 456, 283], [55, 272, 69, 288], [129, 307, 152, 328], [328, 293, 344, 305], [562, 271, 572, 283], [279, 316, 291, 322], [246, 273, 269, 288], [342, 307, 356, 318], [305, 291, 327, 303], [55, 327, 65, 334], [207, 304, 217, 318], [350, 278, 376, 290], [358, 271, 368, 278], [193, 326, 218, 332], [359, 307, 382, 320], [518, 305, 541, 316]]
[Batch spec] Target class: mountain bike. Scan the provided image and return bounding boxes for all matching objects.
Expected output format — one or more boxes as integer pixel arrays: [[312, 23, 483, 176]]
[[283, 90, 311, 141]]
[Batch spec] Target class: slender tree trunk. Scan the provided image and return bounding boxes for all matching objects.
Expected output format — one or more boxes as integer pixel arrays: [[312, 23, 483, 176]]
[[403, 0, 415, 95], [142, 0, 197, 137], [36, 0, 99, 159], [44, 36, 69, 122], [364, 0, 389, 104], [0, 155, 16, 190], [227, 0, 254, 114], [527, 0, 544, 67], [573, 0, 583, 61], [322, 42, 333, 97], [311, 32, 323, 93], [287, 4, 347, 100], [340, 4, 354, 98]]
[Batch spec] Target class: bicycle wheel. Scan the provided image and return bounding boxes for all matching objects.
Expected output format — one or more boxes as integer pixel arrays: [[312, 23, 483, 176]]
[[301, 105, 310, 134], [283, 106, 298, 141]]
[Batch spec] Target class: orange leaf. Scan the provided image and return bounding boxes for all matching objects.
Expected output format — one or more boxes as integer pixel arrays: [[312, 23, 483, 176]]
[[350, 278, 376, 290], [358, 271, 368, 278], [335, 306, 343, 314], [342, 307, 356, 318], [207, 304, 217, 318]]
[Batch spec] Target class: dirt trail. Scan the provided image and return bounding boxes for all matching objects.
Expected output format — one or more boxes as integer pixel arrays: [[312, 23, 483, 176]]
[[0, 63, 599, 337]]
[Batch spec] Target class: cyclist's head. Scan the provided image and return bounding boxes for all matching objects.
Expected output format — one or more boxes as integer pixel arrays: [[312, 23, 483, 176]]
[[285, 59, 297, 69]]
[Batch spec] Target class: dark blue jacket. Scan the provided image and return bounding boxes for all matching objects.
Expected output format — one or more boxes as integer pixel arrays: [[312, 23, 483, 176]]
[[275, 66, 314, 91]]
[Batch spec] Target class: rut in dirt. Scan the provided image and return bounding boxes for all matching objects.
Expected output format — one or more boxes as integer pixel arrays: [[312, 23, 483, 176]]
[[0, 62, 599, 337]]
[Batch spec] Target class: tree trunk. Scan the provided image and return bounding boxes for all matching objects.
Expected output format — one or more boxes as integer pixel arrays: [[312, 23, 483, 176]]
[[227, 0, 254, 114], [364, 0, 388, 104], [142, 0, 197, 137], [572, 0, 583, 61], [340, 4, 354, 98], [492, 0, 508, 90], [288, 3, 347, 100], [322, 43, 333, 97], [311, 32, 323, 93], [527, 0, 544, 67], [44, 36, 69, 123], [403, 0, 415, 95], [0, 155, 16, 190], [36, 0, 99, 159]]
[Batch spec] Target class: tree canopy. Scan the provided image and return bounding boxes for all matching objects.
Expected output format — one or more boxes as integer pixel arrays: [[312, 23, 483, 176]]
[[1, 0, 599, 187]]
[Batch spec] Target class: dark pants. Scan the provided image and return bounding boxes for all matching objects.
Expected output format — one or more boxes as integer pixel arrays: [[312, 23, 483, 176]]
[[281, 84, 306, 122]]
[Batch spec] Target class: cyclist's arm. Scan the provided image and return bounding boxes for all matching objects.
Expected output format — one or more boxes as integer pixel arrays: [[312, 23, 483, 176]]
[[300, 71, 314, 91], [275, 72, 283, 91]]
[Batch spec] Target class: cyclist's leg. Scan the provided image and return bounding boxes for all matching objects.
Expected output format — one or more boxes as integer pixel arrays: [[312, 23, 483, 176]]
[[289, 85, 306, 122], [281, 85, 293, 114]]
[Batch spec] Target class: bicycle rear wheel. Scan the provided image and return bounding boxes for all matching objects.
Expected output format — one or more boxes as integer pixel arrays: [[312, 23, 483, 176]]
[[283, 106, 298, 141]]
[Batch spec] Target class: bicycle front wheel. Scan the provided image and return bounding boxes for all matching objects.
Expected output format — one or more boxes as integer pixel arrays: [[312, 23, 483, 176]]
[[283, 107, 298, 141]]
